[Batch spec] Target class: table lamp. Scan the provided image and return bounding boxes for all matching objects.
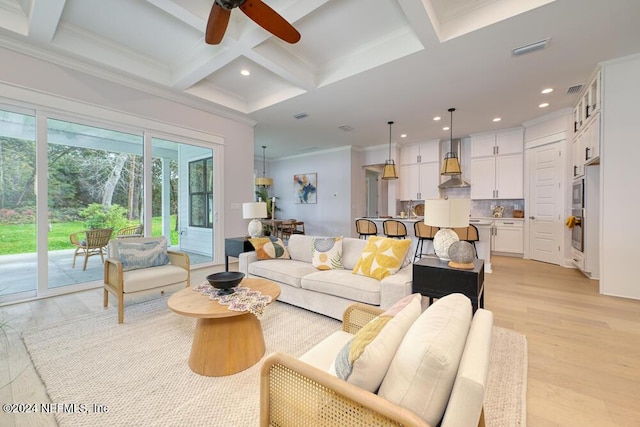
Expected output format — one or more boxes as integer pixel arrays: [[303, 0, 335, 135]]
[[243, 202, 268, 237], [424, 198, 470, 261]]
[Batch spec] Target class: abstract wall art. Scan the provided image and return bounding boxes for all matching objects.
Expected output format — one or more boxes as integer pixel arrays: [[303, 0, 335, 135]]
[[293, 173, 317, 204]]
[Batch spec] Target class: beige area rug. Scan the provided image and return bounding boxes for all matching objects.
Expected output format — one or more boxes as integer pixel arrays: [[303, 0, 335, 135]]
[[23, 297, 527, 426]]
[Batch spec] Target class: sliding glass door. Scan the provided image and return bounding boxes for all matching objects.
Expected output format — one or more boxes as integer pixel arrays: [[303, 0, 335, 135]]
[[46, 118, 143, 288], [0, 108, 37, 299]]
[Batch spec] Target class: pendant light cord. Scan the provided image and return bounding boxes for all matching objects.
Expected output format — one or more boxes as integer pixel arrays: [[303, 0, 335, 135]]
[[261, 145, 266, 177], [449, 108, 455, 152], [388, 121, 393, 158]]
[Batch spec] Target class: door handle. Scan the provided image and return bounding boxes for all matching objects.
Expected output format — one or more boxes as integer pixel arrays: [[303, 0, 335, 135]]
[[529, 216, 535, 220]]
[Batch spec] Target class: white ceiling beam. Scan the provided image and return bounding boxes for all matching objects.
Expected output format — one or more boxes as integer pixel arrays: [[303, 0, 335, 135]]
[[28, 0, 65, 43], [397, 0, 440, 48], [248, 43, 316, 91], [142, 0, 206, 32]]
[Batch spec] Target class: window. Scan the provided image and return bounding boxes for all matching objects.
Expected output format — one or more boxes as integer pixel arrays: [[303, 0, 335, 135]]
[[189, 157, 213, 228]]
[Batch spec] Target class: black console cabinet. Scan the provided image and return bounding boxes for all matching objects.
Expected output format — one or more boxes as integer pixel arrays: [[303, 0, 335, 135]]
[[412, 257, 485, 312], [224, 237, 253, 271]]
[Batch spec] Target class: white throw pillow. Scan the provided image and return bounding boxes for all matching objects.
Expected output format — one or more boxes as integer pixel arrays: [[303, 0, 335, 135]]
[[333, 293, 422, 392], [378, 293, 472, 426]]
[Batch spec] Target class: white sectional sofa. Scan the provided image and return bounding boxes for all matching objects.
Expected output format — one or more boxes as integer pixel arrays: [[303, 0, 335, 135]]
[[238, 235, 413, 319]]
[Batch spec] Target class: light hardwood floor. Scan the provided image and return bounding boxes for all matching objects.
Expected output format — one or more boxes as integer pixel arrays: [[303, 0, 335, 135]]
[[1, 257, 639, 426]]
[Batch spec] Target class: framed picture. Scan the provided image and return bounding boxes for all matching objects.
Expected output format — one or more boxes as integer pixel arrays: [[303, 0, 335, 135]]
[[293, 173, 317, 204]]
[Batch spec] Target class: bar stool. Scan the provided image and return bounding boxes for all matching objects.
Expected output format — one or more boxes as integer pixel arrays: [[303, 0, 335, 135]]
[[382, 220, 407, 239], [413, 222, 439, 261], [355, 219, 377, 239], [453, 224, 480, 257]]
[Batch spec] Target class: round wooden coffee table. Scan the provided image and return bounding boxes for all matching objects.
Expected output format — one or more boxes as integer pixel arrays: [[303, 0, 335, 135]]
[[168, 277, 280, 377]]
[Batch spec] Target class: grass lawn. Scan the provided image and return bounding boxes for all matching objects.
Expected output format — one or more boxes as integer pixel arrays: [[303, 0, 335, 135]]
[[0, 216, 179, 255]]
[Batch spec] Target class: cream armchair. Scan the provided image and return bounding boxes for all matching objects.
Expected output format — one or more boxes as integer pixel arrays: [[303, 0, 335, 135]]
[[104, 236, 190, 323], [260, 296, 494, 427]]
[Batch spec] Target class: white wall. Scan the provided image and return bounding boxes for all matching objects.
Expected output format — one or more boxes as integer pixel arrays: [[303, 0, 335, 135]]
[[600, 54, 640, 300], [270, 147, 353, 237], [0, 46, 255, 262]]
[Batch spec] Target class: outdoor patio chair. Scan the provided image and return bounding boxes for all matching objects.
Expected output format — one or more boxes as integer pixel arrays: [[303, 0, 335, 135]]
[[69, 228, 113, 271], [117, 224, 143, 238]]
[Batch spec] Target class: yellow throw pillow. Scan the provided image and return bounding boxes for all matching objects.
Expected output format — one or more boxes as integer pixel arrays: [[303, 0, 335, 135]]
[[249, 237, 290, 260], [311, 237, 343, 270], [352, 236, 411, 280]]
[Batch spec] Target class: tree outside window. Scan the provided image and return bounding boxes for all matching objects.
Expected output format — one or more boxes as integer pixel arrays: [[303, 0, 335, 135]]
[[189, 157, 213, 228]]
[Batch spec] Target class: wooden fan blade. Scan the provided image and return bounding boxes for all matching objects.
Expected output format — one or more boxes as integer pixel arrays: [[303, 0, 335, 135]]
[[240, 0, 300, 44], [205, 2, 231, 45]]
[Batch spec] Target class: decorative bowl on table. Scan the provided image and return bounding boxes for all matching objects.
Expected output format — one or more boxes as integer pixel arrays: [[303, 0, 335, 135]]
[[206, 272, 245, 295]]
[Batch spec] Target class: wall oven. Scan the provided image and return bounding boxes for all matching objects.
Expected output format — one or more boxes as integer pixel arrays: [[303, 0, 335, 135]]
[[571, 179, 584, 252]]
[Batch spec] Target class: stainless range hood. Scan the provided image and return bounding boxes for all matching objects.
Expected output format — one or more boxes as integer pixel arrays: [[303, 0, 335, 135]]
[[438, 138, 470, 189]]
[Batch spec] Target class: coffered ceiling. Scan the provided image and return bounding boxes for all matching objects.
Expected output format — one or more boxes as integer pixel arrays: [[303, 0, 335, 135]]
[[1, 0, 640, 158]]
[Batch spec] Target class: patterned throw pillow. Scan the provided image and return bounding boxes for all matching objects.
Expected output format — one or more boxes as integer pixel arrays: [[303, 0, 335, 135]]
[[334, 293, 422, 392], [352, 236, 411, 280], [311, 237, 343, 270], [118, 239, 169, 272], [249, 237, 291, 260]]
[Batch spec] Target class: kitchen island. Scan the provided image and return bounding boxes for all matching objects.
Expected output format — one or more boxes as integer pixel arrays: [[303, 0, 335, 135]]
[[357, 217, 492, 272]]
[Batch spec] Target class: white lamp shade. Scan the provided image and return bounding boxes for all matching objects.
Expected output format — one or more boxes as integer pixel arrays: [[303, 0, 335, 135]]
[[243, 202, 267, 219], [424, 198, 470, 228]]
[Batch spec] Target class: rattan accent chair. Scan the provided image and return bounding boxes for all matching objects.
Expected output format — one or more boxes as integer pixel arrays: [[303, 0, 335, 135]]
[[69, 228, 113, 271], [260, 303, 430, 427], [355, 219, 377, 239], [383, 220, 407, 239], [413, 222, 439, 262], [116, 224, 143, 238]]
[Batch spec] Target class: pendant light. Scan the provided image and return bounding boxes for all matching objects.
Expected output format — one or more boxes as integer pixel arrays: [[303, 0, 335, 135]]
[[441, 108, 462, 176], [255, 145, 273, 187], [382, 121, 399, 180]]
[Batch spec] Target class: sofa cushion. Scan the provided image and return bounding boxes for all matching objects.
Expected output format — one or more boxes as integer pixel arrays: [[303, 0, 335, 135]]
[[286, 234, 315, 263], [249, 237, 290, 260], [118, 238, 169, 272], [378, 293, 472, 427], [249, 259, 317, 289], [301, 269, 381, 305], [122, 264, 187, 293], [311, 237, 343, 270], [334, 293, 422, 392], [352, 236, 411, 280], [341, 238, 367, 270], [299, 330, 354, 374]]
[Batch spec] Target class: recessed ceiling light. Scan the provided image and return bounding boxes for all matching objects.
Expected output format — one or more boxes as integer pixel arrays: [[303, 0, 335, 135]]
[[541, 88, 553, 94], [240, 69, 250, 76], [400, 134, 407, 138], [538, 102, 549, 108], [433, 116, 441, 121], [493, 117, 502, 122], [443, 126, 450, 131]]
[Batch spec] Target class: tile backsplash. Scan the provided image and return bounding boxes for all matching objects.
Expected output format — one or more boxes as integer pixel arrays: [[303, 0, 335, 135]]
[[400, 186, 525, 218], [470, 199, 525, 218]]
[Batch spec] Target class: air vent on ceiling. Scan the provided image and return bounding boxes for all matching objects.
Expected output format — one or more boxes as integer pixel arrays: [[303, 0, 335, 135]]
[[293, 112, 309, 119], [512, 38, 550, 56], [338, 125, 354, 132], [567, 84, 583, 95]]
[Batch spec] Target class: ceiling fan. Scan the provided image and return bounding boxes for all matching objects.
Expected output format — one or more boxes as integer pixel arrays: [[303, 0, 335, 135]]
[[205, 0, 301, 45]]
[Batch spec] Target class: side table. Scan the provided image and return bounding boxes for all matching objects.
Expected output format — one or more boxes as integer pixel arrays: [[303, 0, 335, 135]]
[[412, 257, 485, 312], [224, 237, 253, 271]]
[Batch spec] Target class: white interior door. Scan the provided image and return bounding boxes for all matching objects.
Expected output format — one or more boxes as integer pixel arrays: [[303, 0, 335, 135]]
[[528, 142, 562, 264]]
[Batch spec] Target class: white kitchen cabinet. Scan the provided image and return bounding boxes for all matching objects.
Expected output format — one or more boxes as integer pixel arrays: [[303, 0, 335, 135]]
[[574, 70, 601, 134], [470, 153, 523, 199], [399, 140, 439, 200], [471, 128, 523, 157], [572, 111, 600, 179], [492, 220, 524, 254], [400, 140, 439, 165], [400, 162, 439, 200]]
